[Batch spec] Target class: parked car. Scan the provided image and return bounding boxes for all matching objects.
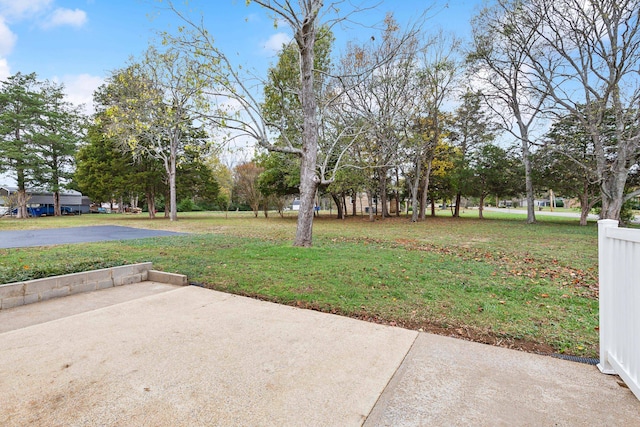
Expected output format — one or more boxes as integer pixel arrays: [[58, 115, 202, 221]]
[[40, 205, 73, 216], [10, 205, 73, 217]]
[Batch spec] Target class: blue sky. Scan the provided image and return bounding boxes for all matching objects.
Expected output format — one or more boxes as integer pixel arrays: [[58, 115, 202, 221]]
[[0, 0, 481, 114]]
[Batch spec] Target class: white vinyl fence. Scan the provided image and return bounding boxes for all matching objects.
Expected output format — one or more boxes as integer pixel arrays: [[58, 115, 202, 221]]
[[598, 219, 640, 400]]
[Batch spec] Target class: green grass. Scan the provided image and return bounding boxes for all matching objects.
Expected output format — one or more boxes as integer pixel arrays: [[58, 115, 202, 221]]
[[0, 211, 600, 357]]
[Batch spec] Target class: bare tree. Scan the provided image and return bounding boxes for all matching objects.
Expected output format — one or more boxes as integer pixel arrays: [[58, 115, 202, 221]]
[[234, 162, 264, 217], [413, 31, 460, 221], [162, 1, 419, 245], [337, 14, 422, 221], [468, 2, 548, 224], [510, 0, 640, 221], [101, 45, 211, 221]]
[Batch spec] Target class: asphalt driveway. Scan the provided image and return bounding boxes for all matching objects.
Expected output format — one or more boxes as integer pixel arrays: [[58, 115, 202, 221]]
[[0, 225, 184, 249]]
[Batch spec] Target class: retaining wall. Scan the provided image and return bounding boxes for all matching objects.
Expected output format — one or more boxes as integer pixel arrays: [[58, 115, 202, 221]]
[[0, 263, 187, 310]]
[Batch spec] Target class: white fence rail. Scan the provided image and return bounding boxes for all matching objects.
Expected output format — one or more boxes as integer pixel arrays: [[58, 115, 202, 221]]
[[598, 219, 640, 400]]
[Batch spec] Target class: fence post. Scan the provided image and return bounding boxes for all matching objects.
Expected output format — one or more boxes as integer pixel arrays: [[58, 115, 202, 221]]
[[597, 219, 618, 375]]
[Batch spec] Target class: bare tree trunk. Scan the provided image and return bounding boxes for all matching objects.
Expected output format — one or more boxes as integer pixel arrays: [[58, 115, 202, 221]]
[[395, 168, 400, 217], [520, 126, 536, 224], [479, 193, 485, 219], [292, 10, 319, 247], [379, 167, 389, 218], [331, 193, 343, 219], [147, 192, 156, 219], [169, 148, 178, 222], [16, 189, 28, 218], [410, 154, 422, 222], [53, 191, 61, 216], [579, 192, 590, 226], [453, 192, 461, 218], [600, 164, 628, 222], [419, 160, 433, 221]]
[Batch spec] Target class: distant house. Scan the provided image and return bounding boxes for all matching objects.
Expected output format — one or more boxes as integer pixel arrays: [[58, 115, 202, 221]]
[[0, 186, 91, 215]]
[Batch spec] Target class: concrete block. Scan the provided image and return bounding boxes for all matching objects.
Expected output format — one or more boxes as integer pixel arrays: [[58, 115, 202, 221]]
[[0, 283, 25, 299], [1, 295, 24, 310], [40, 286, 70, 302], [112, 263, 152, 282], [119, 274, 143, 286], [70, 282, 97, 295], [56, 272, 87, 288], [23, 293, 39, 305], [84, 269, 112, 283], [24, 278, 59, 295], [96, 279, 114, 290], [148, 270, 188, 286]]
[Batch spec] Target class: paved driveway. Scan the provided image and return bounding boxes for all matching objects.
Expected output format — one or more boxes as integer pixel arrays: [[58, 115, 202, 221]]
[[0, 225, 184, 248]]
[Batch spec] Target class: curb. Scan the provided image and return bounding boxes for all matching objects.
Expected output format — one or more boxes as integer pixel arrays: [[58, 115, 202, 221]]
[[0, 263, 187, 310]]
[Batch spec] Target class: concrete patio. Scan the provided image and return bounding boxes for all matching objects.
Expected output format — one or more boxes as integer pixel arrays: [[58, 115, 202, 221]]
[[1, 281, 638, 426]]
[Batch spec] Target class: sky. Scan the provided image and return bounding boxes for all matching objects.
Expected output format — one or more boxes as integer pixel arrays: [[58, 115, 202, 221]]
[[0, 0, 482, 114], [0, 0, 482, 186]]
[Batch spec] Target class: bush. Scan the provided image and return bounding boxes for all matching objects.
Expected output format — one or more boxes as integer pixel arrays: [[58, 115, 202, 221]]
[[177, 198, 197, 212]]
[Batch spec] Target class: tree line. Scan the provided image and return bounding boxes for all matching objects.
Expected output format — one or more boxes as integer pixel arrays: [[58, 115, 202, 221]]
[[1, 0, 638, 247]]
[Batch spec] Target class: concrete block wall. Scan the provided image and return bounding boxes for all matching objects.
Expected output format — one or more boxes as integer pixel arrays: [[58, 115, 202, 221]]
[[0, 263, 187, 310]]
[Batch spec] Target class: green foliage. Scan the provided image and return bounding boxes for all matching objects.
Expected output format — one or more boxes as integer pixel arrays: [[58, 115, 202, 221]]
[[177, 198, 201, 212], [0, 73, 47, 190], [256, 151, 299, 197]]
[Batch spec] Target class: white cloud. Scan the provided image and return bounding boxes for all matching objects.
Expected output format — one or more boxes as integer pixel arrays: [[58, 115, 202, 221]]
[[0, 16, 16, 55], [262, 32, 292, 54], [42, 8, 87, 29], [55, 73, 103, 115], [0, 57, 10, 80], [0, 0, 52, 20]]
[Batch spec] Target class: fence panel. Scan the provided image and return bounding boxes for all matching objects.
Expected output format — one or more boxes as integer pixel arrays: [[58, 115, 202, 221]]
[[598, 219, 640, 401]]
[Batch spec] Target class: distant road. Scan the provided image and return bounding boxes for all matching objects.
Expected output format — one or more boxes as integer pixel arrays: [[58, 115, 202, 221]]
[[0, 226, 184, 249], [482, 207, 640, 224], [482, 207, 599, 220]]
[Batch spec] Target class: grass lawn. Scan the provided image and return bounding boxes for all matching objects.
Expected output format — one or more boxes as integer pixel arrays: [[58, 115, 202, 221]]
[[0, 210, 600, 357]]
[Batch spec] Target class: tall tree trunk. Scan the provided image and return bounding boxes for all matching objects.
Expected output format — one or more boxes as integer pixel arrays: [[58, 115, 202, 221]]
[[395, 168, 400, 217], [169, 148, 178, 222], [342, 193, 347, 219], [379, 167, 389, 218], [419, 160, 433, 220], [600, 163, 628, 223], [331, 193, 343, 219], [453, 192, 461, 218], [53, 164, 61, 216], [579, 191, 590, 226], [54, 191, 61, 216], [410, 154, 422, 222], [16, 162, 28, 219], [147, 191, 156, 219], [479, 193, 485, 219], [431, 199, 436, 217], [520, 127, 536, 224], [293, 15, 319, 247]]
